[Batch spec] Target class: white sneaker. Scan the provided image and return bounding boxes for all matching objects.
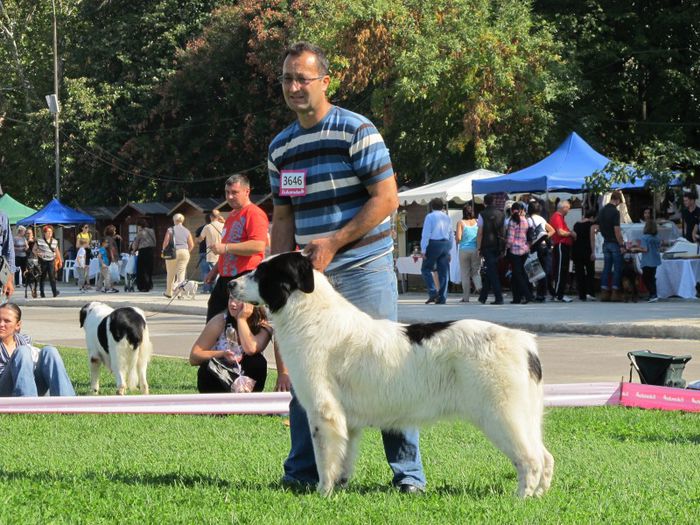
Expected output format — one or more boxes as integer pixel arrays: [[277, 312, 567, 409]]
[[648, 296, 659, 303], [586, 294, 597, 301], [558, 296, 573, 303]]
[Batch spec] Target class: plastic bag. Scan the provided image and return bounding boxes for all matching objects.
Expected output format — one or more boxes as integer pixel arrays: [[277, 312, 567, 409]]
[[524, 253, 545, 284], [109, 262, 120, 283], [125, 254, 137, 275], [232, 375, 256, 393]]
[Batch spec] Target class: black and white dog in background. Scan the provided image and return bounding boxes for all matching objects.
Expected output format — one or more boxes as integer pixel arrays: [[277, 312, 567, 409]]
[[79, 302, 153, 395], [23, 260, 42, 299], [229, 252, 554, 498]]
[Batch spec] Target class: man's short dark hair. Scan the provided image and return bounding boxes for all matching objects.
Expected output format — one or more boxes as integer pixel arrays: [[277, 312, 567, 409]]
[[225, 174, 250, 188], [684, 191, 697, 201], [484, 194, 494, 206], [430, 198, 445, 211], [283, 41, 329, 75]]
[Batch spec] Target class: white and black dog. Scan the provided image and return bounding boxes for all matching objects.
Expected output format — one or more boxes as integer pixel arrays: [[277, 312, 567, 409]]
[[79, 302, 153, 395], [229, 252, 553, 498], [172, 279, 201, 300]]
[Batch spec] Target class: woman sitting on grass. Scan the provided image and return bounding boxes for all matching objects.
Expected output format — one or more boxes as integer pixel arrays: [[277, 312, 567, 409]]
[[0, 303, 75, 396], [190, 295, 272, 393]]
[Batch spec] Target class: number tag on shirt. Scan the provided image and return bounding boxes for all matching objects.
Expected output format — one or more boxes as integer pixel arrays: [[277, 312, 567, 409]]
[[279, 170, 307, 197]]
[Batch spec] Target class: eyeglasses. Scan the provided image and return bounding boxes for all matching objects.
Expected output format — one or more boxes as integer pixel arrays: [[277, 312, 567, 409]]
[[278, 75, 325, 86]]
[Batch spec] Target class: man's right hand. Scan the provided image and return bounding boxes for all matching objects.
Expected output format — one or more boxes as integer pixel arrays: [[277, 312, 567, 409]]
[[204, 268, 218, 284]]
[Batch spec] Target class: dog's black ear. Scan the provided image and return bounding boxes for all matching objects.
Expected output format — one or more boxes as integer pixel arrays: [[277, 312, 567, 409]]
[[79, 304, 88, 328], [292, 252, 315, 293]]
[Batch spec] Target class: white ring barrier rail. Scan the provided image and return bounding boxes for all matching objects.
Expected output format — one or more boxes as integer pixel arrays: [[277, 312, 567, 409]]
[[0, 392, 293, 415], [0, 384, 622, 415]]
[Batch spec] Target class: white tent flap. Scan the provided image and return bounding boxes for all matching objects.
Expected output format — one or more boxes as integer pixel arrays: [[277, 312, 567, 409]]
[[398, 169, 503, 206]]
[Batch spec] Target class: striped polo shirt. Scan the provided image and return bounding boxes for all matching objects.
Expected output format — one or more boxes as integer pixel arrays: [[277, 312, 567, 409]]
[[268, 106, 394, 272]]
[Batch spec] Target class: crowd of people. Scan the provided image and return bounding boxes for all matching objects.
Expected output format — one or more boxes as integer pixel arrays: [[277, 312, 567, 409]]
[[420, 189, 700, 305]]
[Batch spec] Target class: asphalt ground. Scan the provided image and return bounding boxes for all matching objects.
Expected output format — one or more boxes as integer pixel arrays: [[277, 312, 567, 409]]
[[12, 280, 700, 385]]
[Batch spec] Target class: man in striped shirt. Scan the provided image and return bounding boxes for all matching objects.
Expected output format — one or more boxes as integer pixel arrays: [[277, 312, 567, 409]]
[[268, 41, 426, 494]]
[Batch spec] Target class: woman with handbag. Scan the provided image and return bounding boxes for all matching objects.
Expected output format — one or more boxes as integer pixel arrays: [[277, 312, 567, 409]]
[[162, 214, 194, 298], [527, 201, 556, 302], [189, 295, 272, 393], [33, 225, 61, 298]]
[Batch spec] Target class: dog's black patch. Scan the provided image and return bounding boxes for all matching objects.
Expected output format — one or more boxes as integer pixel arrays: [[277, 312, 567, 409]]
[[97, 318, 109, 354], [527, 351, 542, 383], [79, 305, 88, 328], [230, 252, 315, 312], [108, 308, 146, 349], [404, 321, 455, 344]]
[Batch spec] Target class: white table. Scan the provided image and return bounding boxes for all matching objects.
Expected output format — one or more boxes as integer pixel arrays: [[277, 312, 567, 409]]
[[396, 246, 462, 293], [396, 255, 424, 276], [594, 222, 680, 260], [656, 258, 700, 299]]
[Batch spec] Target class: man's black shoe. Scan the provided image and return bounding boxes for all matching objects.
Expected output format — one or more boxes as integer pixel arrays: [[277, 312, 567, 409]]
[[398, 484, 425, 495], [425, 296, 437, 304], [491, 300, 504, 305], [280, 478, 315, 493]]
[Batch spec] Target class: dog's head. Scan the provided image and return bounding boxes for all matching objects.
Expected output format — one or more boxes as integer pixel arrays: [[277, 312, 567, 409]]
[[79, 302, 108, 327], [228, 252, 314, 312]]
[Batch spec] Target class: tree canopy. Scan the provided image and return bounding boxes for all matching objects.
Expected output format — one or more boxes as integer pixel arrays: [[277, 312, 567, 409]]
[[0, 0, 697, 207]]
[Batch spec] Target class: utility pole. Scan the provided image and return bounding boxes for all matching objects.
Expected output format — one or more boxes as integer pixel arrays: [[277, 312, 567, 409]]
[[51, 0, 60, 200]]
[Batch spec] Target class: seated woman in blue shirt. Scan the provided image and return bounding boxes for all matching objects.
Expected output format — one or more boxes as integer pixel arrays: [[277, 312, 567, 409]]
[[0, 303, 75, 397]]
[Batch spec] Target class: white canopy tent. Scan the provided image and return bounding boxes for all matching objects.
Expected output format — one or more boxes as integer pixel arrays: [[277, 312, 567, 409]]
[[398, 168, 503, 206]]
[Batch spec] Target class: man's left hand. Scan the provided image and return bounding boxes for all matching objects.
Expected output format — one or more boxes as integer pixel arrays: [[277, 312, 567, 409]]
[[303, 237, 338, 272]]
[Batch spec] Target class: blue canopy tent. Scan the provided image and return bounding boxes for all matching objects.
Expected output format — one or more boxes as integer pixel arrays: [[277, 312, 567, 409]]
[[472, 132, 643, 195], [17, 198, 95, 226]]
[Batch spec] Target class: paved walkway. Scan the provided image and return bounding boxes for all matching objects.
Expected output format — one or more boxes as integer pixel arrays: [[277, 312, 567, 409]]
[[11, 281, 700, 340]]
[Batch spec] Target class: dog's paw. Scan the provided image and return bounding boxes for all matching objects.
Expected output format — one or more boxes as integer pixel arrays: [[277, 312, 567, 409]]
[[317, 485, 334, 497], [116, 387, 126, 395]]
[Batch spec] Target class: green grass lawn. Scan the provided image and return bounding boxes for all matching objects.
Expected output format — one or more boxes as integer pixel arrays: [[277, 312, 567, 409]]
[[0, 348, 698, 524]]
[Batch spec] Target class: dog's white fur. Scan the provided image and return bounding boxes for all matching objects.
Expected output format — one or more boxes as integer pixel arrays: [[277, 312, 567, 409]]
[[172, 279, 200, 300], [231, 253, 553, 498], [80, 302, 153, 395]]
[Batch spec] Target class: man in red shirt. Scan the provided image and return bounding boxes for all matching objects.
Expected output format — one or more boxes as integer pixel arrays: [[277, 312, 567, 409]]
[[549, 200, 576, 302], [205, 174, 269, 320]]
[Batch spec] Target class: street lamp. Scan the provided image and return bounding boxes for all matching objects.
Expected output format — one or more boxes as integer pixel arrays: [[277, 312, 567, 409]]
[[45, 0, 60, 200]]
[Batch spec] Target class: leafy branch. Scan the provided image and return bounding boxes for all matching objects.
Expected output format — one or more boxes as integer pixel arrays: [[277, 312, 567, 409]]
[[584, 141, 700, 196]]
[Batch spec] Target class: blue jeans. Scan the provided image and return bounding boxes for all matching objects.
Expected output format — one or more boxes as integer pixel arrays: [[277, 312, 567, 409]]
[[601, 242, 622, 290], [0, 345, 75, 397], [282, 253, 426, 489], [420, 240, 451, 303], [198, 255, 214, 293], [478, 247, 503, 303]]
